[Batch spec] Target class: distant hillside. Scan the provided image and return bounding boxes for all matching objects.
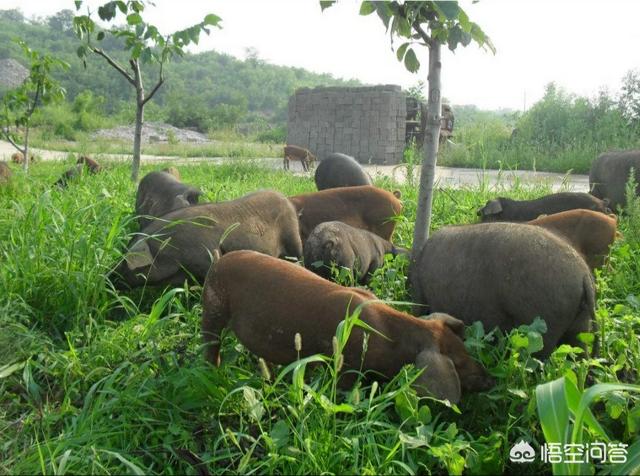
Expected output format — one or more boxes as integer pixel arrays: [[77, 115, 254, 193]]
[[0, 8, 361, 133]]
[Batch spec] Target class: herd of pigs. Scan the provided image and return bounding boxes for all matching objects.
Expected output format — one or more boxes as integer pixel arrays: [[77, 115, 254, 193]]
[[1, 147, 640, 404]]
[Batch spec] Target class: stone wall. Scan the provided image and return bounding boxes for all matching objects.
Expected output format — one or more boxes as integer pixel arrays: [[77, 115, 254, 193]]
[[287, 85, 407, 165]]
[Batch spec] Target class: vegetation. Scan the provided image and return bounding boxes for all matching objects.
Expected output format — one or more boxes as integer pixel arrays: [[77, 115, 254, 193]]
[[0, 159, 638, 474], [0, 8, 360, 142], [0, 40, 67, 172], [73, 0, 221, 181], [2, 7, 636, 175], [441, 81, 640, 173], [327, 0, 494, 298]]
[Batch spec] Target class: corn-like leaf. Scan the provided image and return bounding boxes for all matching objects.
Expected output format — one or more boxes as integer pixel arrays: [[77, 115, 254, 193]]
[[536, 377, 571, 475]]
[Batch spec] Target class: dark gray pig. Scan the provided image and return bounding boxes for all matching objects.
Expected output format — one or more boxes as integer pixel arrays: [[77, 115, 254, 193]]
[[412, 222, 596, 357]]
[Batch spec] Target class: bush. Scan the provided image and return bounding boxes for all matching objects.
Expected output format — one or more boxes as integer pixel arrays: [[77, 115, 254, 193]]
[[256, 125, 286, 143]]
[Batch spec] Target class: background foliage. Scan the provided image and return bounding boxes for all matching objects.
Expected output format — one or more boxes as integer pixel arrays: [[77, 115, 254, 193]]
[[0, 8, 360, 142]]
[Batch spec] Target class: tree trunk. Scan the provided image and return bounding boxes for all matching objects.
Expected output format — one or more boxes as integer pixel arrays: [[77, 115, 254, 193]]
[[130, 59, 145, 182], [132, 98, 143, 182], [22, 125, 30, 173], [409, 42, 442, 297]]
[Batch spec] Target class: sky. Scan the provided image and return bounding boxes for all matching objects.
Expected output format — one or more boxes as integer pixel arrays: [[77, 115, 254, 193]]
[[3, 0, 640, 111]]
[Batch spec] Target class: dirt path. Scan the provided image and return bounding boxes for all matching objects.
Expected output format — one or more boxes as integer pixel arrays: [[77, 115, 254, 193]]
[[0, 140, 589, 192]]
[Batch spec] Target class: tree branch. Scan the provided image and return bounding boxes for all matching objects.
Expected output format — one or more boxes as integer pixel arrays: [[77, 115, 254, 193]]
[[412, 21, 434, 48], [2, 127, 23, 153], [91, 47, 136, 85], [142, 60, 164, 105], [25, 82, 42, 119]]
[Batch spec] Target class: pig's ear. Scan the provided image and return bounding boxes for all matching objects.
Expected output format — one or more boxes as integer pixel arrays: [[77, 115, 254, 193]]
[[125, 239, 154, 270], [423, 313, 465, 338], [185, 189, 201, 204], [414, 350, 461, 403], [480, 199, 502, 216]]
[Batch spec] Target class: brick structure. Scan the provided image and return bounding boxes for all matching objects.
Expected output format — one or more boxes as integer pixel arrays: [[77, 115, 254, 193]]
[[287, 85, 407, 165]]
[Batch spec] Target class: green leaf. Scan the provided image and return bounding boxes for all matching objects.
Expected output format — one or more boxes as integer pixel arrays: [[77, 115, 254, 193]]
[[434, 1, 460, 20], [127, 13, 142, 25], [536, 377, 571, 475], [98, 3, 117, 21], [395, 389, 418, 421], [76, 46, 86, 59], [319, 1, 337, 11], [510, 333, 529, 349], [403, 48, 420, 73], [319, 395, 355, 414], [96, 31, 105, 41], [458, 8, 471, 32], [74, 0, 83, 10], [573, 383, 640, 444], [115, 1, 127, 15], [130, 1, 144, 13], [399, 431, 429, 449], [140, 47, 153, 64], [526, 331, 544, 353], [101, 450, 145, 476], [396, 42, 410, 62], [609, 438, 640, 475], [269, 420, 289, 449], [359, 1, 376, 15], [144, 25, 158, 40], [418, 404, 432, 424], [0, 361, 26, 379], [528, 316, 548, 334], [204, 13, 222, 26], [563, 374, 610, 442], [131, 44, 142, 60], [374, 2, 392, 30]]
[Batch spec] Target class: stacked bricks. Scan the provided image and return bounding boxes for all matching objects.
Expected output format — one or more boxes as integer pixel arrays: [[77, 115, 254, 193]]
[[287, 85, 407, 165]]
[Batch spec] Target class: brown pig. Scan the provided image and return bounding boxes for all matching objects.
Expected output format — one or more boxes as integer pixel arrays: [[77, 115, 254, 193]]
[[54, 156, 102, 188], [289, 185, 402, 242], [77, 155, 102, 173], [11, 152, 35, 164], [202, 250, 494, 403], [528, 209, 619, 270], [283, 144, 317, 172]]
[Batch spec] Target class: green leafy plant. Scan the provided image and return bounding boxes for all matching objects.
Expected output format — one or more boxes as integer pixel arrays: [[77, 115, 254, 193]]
[[0, 40, 68, 172], [536, 374, 640, 475]]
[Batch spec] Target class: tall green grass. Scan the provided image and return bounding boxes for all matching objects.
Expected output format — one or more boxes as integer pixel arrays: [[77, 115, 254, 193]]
[[440, 125, 640, 174], [0, 159, 638, 474]]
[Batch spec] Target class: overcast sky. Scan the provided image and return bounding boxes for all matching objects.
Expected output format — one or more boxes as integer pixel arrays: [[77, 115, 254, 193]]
[[3, 0, 640, 110]]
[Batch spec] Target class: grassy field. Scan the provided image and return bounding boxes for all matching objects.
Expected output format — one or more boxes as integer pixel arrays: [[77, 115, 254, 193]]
[[0, 157, 639, 474], [28, 131, 282, 160]]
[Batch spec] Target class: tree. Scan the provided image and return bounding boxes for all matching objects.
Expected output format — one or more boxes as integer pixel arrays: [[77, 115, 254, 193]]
[[321, 1, 493, 296], [0, 41, 68, 172], [73, 1, 221, 181], [0, 9, 25, 24], [619, 69, 640, 128], [48, 9, 75, 34]]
